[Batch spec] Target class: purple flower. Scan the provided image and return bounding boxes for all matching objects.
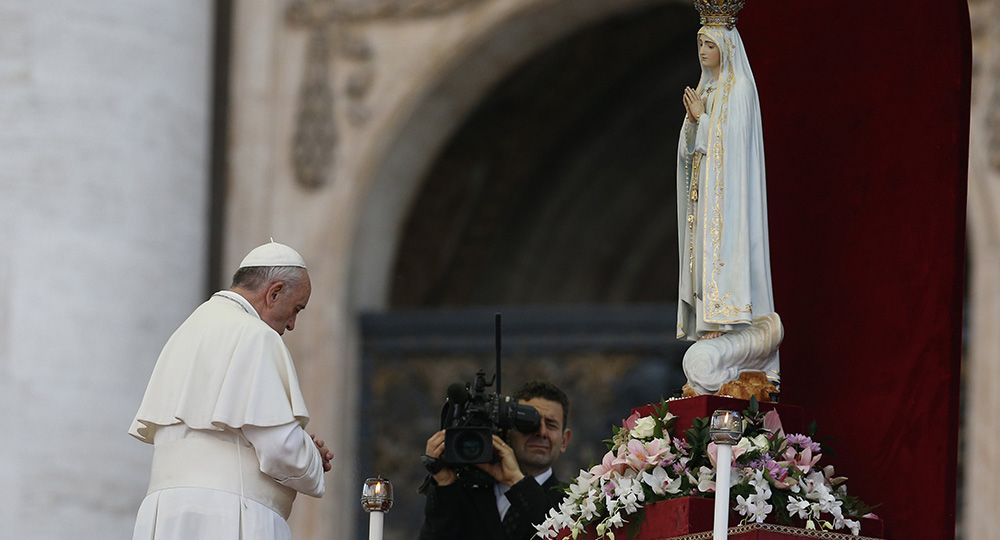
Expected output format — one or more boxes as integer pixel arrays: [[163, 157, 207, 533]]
[[762, 457, 785, 480], [786, 434, 821, 454]]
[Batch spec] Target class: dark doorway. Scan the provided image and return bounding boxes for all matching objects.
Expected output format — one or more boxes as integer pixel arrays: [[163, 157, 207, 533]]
[[390, 3, 700, 308], [360, 3, 700, 538]]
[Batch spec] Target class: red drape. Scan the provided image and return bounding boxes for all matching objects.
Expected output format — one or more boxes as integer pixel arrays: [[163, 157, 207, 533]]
[[738, 2, 970, 539]]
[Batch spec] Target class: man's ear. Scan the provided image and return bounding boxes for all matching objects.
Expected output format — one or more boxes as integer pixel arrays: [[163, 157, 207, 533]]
[[560, 428, 573, 451], [264, 281, 285, 306]]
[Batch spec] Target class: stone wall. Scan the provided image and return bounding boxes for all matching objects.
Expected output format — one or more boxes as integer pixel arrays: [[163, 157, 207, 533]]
[[0, 1, 212, 538], [965, 0, 1000, 538]]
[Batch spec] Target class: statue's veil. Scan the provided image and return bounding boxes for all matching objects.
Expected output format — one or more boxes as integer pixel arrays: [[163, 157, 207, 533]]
[[676, 25, 775, 332]]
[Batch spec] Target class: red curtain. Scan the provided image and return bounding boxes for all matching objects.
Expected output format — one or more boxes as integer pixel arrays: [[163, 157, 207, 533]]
[[738, 2, 970, 538]]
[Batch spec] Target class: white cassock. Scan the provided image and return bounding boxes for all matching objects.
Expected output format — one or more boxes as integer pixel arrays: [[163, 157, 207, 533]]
[[129, 291, 325, 540]]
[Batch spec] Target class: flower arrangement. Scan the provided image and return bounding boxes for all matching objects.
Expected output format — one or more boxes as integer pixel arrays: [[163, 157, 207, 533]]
[[534, 399, 874, 539]]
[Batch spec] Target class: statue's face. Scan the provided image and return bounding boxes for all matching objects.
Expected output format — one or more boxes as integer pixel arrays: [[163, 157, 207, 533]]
[[698, 35, 721, 71]]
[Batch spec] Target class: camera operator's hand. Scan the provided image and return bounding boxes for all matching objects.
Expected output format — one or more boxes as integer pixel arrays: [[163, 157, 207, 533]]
[[425, 430, 457, 486], [476, 435, 525, 486]]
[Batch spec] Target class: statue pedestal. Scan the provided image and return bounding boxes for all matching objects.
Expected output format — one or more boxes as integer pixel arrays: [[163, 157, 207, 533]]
[[631, 395, 806, 438]]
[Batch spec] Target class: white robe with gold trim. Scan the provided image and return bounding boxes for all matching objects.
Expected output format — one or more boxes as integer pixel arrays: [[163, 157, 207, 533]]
[[676, 26, 781, 391]]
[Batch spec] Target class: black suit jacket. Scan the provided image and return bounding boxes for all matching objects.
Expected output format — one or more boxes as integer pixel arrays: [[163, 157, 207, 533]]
[[418, 471, 564, 540]]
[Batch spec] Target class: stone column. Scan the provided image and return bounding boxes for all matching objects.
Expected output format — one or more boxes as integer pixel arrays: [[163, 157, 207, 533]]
[[965, 0, 1000, 538], [0, 2, 212, 538]]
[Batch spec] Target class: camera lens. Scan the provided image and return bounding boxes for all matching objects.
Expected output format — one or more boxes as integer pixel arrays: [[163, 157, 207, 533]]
[[511, 403, 541, 434], [454, 431, 485, 462]]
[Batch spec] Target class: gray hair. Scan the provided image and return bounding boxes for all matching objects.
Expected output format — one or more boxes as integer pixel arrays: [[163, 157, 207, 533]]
[[231, 266, 307, 291]]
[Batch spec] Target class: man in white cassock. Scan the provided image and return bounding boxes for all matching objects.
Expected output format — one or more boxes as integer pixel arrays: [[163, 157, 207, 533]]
[[129, 241, 333, 540]]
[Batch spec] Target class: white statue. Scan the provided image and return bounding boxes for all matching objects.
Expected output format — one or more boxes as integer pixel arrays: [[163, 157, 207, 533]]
[[676, 0, 782, 396]]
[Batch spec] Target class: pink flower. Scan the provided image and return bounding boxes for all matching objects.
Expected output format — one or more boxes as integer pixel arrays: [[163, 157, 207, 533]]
[[673, 437, 691, 453], [761, 458, 796, 489], [707, 442, 746, 467], [624, 438, 674, 469], [822, 465, 848, 488], [781, 446, 821, 474], [590, 450, 627, 478], [763, 409, 784, 439], [602, 478, 617, 497], [623, 411, 641, 431]]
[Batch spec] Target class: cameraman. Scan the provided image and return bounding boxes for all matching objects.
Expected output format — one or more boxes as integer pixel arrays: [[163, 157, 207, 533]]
[[419, 381, 572, 540]]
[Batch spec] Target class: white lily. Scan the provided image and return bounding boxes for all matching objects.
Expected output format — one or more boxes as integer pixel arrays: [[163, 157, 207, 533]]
[[734, 437, 753, 454], [751, 433, 770, 451], [786, 496, 811, 519], [641, 465, 673, 496], [696, 466, 715, 492]]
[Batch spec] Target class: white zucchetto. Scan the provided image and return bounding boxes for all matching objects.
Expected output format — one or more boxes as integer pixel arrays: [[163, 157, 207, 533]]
[[238, 241, 307, 269]]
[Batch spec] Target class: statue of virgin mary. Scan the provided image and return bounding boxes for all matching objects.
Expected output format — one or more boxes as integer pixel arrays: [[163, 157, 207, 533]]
[[676, 0, 783, 395]]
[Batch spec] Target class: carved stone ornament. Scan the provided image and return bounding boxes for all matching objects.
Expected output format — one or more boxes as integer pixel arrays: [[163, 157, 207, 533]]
[[292, 30, 337, 189], [991, 34, 1000, 173], [286, 0, 488, 189], [972, 0, 1000, 173]]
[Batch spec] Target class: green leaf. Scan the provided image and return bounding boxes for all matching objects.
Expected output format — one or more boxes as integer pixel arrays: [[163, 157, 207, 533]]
[[684, 417, 712, 469], [730, 483, 754, 499], [654, 400, 669, 420], [840, 494, 880, 518], [770, 491, 792, 524]]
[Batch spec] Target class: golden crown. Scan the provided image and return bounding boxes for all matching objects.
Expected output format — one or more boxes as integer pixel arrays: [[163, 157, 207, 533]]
[[694, 0, 746, 29]]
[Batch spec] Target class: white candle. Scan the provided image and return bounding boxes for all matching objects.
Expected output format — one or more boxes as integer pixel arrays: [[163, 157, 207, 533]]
[[361, 476, 393, 540], [369, 511, 384, 540], [713, 443, 733, 540]]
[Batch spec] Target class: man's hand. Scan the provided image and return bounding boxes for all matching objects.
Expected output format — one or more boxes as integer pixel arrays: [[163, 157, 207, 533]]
[[476, 435, 525, 486], [425, 430, 457, 486], [310, 433, 334, 472]]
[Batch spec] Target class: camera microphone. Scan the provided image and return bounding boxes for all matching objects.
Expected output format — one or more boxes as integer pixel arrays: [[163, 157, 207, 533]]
[[439, 314, 540, 465]]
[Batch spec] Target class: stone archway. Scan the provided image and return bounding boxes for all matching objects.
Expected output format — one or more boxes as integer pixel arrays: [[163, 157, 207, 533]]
[[347, 2, 699, 537], [388, 4, 699, 308], [222, 1, 701, 537], [348, 0, 686, 311]]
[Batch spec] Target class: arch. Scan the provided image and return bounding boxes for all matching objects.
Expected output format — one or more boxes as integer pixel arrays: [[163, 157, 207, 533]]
[[339, 3, 696, 533], [348, 0, 682, 311]]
